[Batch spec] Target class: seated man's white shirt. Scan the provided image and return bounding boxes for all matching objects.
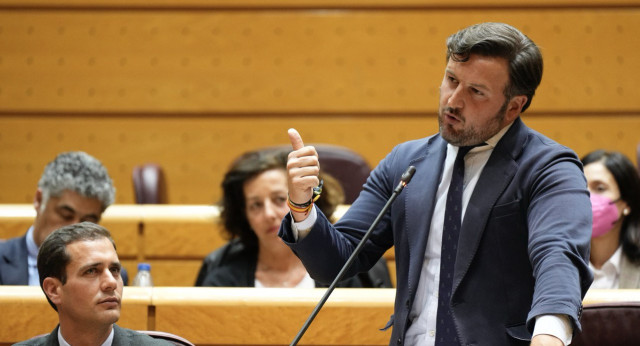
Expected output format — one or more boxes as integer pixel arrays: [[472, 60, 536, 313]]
[[58, 326, 114, 346]]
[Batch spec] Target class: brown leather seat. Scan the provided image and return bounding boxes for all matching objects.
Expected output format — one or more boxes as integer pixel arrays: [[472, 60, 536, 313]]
[[314, 144, 371, 204], [132, 163, 167, 204], [572, 302, 640, 346]]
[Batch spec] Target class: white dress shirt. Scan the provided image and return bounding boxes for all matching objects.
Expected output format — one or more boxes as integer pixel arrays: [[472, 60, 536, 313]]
[[404, 136, 493, 344], [292, 124, 571, 345], [255, 272, 315, 288], [26, 226, 40, 286], [58, 325, 114, 346], [589, 246, 622, 289]]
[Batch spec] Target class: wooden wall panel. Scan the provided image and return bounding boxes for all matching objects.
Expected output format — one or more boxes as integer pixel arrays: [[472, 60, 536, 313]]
[[3, 0, 640, 7], [0, 2, 638, 205], [0, 8, 638, 112], [0, 114, 637, 204]]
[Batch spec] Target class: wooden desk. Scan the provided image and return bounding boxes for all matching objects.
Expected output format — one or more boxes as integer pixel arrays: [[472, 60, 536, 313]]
[[0, 286, 395, 345], [0, 204, 141, 258], [151, 287, 395, 346], [139, 205, 222, 286], [0, 205, 38, 240], [0, 286, 151, 346], [3, 286, 640, 346], [583, 289, 640, 305]]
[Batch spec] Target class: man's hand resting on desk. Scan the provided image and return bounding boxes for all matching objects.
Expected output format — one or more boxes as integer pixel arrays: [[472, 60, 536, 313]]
[[287, 128, 320, 222], [531, 334, 564, 346]]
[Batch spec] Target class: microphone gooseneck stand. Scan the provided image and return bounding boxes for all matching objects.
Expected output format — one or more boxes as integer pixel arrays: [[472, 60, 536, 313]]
[[290, 166, 416, 346]]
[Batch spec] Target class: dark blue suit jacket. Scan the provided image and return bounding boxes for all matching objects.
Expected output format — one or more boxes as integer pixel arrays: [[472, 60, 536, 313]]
[[0, 235, 29, 285], [0, 232, 129, 285], [280, 118, 593, 345]]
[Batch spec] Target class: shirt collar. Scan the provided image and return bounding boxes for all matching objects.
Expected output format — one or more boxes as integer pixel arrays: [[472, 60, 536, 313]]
[[608, 246, 623, 274], [589, 246, 623, 275], [58, 325, 115, 346], [484, 122, 513, 149], [26, 226, 39, 259]]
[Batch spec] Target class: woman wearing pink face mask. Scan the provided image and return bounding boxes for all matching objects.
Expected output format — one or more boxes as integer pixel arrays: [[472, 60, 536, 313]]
[[581, 150, 640, 289]]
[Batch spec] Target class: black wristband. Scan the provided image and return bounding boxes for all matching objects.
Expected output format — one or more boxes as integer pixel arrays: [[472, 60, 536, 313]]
[[288, 179, 324, 208], [288, 195, 313, 208]]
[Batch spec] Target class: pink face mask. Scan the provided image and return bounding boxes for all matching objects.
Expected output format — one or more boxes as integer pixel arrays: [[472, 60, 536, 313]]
[[590, 193, 620, 238]]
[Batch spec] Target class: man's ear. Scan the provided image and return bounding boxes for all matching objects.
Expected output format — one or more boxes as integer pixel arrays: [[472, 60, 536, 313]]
[[42, 277, 62, 307], [505, 95, 527, 122], [34, 188, 43, 213]]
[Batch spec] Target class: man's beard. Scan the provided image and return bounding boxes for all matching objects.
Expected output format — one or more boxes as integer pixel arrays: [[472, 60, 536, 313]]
[[438, 100, 509, 146]]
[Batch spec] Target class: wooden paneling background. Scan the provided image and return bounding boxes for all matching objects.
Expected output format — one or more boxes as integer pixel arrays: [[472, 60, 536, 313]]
[[0, 1, 638, 204]]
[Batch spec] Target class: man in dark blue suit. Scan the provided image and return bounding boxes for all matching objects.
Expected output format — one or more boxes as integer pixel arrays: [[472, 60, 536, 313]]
[[0, 151, 128, 285], [280, 23, 592, 346]]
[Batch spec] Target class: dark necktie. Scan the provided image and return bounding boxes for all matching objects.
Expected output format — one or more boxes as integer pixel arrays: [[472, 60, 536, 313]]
[[435, 145, 476, 346]]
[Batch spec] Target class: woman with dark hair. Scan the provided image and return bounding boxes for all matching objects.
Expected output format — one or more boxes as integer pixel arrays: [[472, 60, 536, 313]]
[[582, 150, 640, 289], [195, 148, 391, 288]]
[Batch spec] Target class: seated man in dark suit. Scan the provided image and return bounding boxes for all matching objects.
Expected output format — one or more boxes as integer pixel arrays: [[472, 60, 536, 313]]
[[15, 222, 168, 346], [0, 151, 128, 285]]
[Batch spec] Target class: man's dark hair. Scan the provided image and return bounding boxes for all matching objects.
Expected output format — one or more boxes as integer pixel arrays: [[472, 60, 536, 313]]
[[446, 22, 543, 113], [37, 222, 117, 311]]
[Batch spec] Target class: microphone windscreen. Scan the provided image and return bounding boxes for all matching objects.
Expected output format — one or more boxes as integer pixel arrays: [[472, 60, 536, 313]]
[[401, 166, 416, 185]]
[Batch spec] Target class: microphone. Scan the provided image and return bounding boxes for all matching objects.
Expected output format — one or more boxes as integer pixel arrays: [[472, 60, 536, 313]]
[[290, 166, 417, 346], [394, 165, 416, 194]]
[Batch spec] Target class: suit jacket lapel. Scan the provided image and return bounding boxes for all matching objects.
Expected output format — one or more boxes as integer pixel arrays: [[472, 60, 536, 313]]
[[38, 325, 60, 346], [453, 118, 525, 292], [112, 324, 127, 346], [405, 137, 447, 295]]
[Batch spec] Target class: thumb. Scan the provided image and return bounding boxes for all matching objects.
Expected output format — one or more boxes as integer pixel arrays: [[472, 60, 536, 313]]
[[288, 128, 305, 151]]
